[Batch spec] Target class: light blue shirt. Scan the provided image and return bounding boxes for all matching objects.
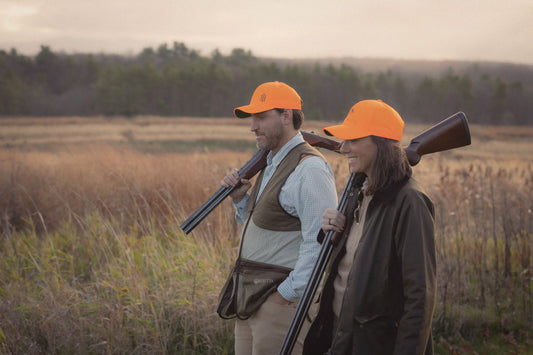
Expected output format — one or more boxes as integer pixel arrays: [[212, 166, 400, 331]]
[[234, 132, 338, 301]]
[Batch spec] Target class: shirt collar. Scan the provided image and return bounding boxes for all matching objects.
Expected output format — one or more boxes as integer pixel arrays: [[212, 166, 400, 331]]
[[266, 132, 304, 167]]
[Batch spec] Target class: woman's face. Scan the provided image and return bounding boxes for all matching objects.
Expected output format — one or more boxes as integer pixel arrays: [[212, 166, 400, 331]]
[[339, 136, 378, 178]]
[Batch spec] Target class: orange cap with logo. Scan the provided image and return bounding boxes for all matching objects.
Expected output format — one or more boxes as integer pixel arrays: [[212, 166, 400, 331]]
[[323, 99, 404, 141], [234, 81, 302, 118]]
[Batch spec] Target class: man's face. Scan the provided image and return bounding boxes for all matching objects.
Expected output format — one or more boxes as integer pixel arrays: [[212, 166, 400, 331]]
[[250, 109, 285, 152]]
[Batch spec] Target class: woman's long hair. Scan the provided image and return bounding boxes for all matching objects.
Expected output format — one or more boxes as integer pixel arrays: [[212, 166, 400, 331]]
[[365, 136, 411, 195]]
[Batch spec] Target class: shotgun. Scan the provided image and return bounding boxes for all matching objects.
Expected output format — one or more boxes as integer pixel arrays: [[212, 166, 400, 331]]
[[179, 131, 341, 234], [279, 111, 471, 355], [180, 112, 470, 234]]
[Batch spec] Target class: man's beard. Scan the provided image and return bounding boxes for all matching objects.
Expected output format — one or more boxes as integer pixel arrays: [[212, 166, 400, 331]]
[[256, 126, 283, 151]]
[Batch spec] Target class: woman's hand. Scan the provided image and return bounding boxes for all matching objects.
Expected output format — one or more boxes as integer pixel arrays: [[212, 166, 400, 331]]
[[322, 208, 346, 233]]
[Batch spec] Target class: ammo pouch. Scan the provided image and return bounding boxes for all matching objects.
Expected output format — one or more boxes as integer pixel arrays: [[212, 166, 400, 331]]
[[216, 257, 292, 320]]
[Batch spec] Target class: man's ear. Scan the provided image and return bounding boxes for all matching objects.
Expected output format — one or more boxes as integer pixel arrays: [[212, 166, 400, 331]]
[[281, 109, 293, 125]]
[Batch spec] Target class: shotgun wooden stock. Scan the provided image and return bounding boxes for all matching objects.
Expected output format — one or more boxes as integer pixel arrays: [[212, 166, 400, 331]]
[[279, 112, 471, 355], [404, 111, 471, 166], [301, 131, 341, 152]]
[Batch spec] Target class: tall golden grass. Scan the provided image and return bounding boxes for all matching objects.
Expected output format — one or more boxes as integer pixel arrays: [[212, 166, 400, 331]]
[[0, 117, 532, 354], [0, 146, 244, 353]]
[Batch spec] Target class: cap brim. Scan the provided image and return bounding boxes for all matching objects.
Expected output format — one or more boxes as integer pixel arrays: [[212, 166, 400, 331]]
[[234, 107, 251, 118], [323, 124, 366, 140], [233, 103, 272, 119]]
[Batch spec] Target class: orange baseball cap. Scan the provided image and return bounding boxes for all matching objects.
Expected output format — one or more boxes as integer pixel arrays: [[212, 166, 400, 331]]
[[233, 81, 302, 118], [323, 99, 404, 141]]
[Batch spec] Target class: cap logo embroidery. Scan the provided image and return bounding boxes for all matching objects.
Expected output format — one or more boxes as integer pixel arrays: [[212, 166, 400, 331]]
[[260, 93, 267, 102]]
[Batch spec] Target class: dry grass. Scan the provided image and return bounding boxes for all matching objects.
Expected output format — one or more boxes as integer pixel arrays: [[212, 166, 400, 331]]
[[0, 116, 532, 354]]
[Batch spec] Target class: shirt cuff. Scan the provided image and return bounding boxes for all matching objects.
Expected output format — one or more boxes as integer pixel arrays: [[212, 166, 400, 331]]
[[277, 279, 299, 302]]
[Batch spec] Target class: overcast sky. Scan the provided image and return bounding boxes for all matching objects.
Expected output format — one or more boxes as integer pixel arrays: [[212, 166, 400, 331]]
[[1, 0, 532, 65]]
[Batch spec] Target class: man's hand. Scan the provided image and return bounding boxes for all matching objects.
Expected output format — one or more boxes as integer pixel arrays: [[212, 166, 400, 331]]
[[221, 168, 252, 203]]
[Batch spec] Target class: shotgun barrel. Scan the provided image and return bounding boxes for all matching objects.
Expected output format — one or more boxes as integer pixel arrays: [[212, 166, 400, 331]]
[[180, 149, 268, 234], [279, 173, 357, 354]]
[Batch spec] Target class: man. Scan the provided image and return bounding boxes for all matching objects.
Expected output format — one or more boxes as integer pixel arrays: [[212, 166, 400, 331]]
[[218, 81, 338, 354], [304, 99, 436, 354]]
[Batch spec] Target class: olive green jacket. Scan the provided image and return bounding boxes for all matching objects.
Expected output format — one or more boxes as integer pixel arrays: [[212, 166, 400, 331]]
[[304, 173, 436, 355]]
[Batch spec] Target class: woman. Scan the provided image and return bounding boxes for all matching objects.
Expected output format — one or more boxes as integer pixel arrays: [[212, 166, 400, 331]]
[[303, 99, 436, 354]]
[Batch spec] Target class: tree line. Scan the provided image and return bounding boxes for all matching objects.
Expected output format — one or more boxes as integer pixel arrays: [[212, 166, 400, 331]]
[[1, 41, 532, 125]]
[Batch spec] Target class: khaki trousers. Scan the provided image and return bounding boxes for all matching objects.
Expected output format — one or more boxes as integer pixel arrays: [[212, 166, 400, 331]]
[[234, 298, 310, 355]]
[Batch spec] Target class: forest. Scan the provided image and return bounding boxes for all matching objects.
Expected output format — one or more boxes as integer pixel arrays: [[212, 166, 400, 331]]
[[1, 41, 532, 125]]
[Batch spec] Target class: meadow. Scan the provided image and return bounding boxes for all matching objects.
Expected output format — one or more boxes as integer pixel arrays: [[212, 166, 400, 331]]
[[0, 116, 532, 354]]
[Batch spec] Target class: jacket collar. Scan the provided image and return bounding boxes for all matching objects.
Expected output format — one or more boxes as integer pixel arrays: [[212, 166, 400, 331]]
[[358, 169, 412, 204]]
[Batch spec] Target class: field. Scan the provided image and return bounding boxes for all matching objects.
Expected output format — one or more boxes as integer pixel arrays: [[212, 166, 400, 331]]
[[1, 116, 532, 354]]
